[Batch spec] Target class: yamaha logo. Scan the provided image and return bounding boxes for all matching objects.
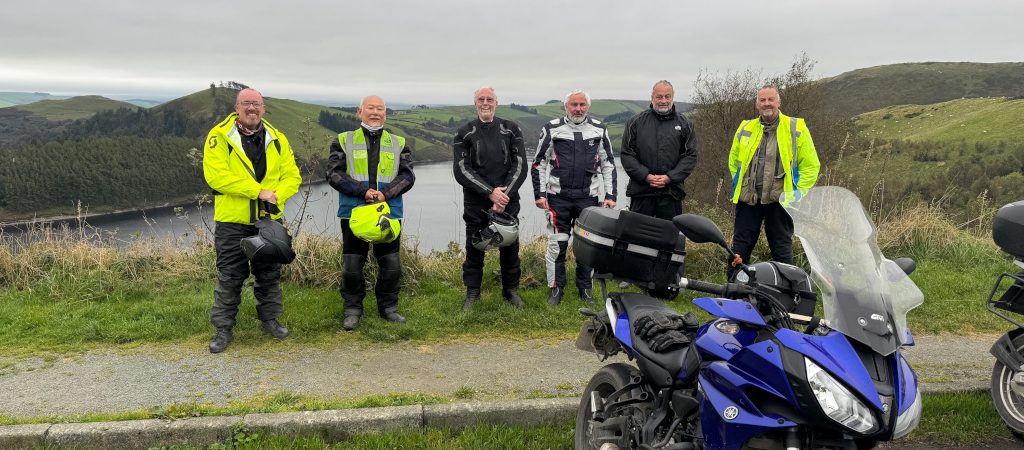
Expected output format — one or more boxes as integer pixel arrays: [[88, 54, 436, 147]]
[[723, 406, 739, 420]]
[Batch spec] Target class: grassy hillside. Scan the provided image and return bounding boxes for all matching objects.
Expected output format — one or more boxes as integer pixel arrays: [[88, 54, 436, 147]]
[[14, 95, 139, 121], [818, 62, 1024, 117], [832, 97, 1024, 218], [0, 91, 68, 108], [855, 97, 1024, 144]]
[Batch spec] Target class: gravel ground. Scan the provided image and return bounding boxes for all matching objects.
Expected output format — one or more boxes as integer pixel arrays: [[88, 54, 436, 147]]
[[0, 333, 1001, 418]]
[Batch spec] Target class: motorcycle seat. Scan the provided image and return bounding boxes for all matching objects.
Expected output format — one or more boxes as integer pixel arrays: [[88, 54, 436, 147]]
[[611, 292, 699, 386]]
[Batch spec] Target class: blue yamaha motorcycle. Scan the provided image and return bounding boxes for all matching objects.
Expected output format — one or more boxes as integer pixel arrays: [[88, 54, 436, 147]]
[[574, 186, 924, 449]]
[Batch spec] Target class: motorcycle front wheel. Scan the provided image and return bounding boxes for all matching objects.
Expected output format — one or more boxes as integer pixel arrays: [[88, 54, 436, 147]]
[[575, 362, 641, 450], [991, 334, 1024, 439]]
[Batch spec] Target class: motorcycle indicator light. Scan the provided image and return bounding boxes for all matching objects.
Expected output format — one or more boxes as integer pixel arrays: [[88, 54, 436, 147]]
[[805, 358, 879, 434], [715, 320, 740, 335]]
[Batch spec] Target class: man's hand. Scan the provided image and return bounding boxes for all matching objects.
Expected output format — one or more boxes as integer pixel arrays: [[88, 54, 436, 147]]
[[645, 174, 668, 188], [535, 197, 549, 210], [364, 189, 385, 203], [730, 254, 743, 267], [489, 186, 509, 208], [258, 189, 278, 204], [602, 199, 616, 208], [490, 203, 505, 214]]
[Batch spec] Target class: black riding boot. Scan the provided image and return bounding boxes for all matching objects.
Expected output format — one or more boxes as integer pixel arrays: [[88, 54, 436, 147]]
[[376, 253, 405, 322]]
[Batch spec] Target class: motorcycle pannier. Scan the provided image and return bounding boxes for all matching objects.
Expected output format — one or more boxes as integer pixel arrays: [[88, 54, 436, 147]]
[[572, 207, 685, 298], [994, 200, 1024, 259]]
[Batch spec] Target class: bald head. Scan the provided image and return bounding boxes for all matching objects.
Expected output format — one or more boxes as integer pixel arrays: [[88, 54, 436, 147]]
[[236, 88, 263, 103], [358, 95, 386, 128]]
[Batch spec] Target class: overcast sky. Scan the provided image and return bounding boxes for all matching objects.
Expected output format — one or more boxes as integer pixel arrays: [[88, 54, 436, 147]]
[[1, 0, 1020, 105]]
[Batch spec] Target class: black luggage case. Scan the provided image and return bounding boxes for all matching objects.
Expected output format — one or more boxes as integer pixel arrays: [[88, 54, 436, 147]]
[[994, 200, 1024, 259], [572, 207, 686, 298]]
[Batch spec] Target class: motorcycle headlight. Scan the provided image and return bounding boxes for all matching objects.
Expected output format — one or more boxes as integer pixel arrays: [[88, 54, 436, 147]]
[[805, 358, 879, 434], [892, 389, 922, 439]]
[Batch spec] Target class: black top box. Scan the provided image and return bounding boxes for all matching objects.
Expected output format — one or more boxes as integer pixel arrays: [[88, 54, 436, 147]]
[[573, 207, 685, 298], [994, 200, 1024, 259]]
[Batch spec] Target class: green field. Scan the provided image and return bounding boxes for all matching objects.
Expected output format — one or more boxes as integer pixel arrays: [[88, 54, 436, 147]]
[[855, 97, 1024, 144]]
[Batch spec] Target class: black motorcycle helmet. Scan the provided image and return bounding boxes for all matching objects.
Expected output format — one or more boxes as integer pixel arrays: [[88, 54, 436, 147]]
[[241, 219, 296, 265], [733, 261, 814, 316]]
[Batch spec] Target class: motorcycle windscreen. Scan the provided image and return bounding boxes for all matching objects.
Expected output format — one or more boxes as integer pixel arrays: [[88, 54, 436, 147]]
[[782, 186, 924, 356]]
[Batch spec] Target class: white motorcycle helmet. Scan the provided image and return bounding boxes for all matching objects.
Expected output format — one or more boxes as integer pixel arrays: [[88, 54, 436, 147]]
[[471, 210, 520, 251]]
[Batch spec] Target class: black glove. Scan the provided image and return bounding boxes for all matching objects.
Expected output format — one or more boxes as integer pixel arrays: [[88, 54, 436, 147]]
[[635, 312, 699, 340], [647, 330, 691, 352], [259, 200, 280, 216]]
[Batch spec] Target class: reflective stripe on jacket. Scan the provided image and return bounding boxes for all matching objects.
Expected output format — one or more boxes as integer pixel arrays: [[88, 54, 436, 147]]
[[203, 113, 302, 225], [336, 128, 406, 218], [727, 112, 820, 204]]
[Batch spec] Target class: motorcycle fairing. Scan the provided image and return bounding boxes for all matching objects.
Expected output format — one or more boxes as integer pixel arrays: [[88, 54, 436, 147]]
[[614, 311, 634, 351], [694, 319, 758, 362], [894, 351, 918, 416], [693, 297, 766, 327], [699, 368, 797, 450], [775, 328, 884, 411], [725, 339, 800, 409]]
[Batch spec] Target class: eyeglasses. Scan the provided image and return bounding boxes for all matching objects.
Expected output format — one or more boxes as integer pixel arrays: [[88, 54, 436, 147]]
[[238, 101, 265, 108]]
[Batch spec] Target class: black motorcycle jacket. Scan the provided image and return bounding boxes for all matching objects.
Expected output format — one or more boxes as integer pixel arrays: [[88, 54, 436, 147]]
[[453, 117, 528, 201], [620, 105, 697, 199]]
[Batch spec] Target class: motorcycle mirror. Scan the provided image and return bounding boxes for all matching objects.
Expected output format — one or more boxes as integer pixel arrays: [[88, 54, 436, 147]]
[[673, 214, 730, 252], [894, 257, 916, 275]]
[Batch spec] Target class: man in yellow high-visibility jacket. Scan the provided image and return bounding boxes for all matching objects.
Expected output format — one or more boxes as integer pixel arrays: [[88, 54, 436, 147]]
[[203, 88, 302, 353], [727, 86, 820, 276], [326, 95, 415, 331]]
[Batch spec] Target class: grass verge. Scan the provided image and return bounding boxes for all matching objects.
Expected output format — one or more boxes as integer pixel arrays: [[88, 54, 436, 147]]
[[0, 202, 1016, 356], [17, 391, 1013, 449]]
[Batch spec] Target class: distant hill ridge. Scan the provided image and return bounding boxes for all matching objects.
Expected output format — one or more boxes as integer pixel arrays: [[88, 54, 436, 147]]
[[818, 62, 1024, 117], [14, 95, 139, 121], [0, 91, 69, 108]]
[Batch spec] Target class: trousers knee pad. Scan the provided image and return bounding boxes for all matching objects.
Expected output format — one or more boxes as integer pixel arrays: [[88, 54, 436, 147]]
[[377, 253, 401, 286], [341, 254, 367, 293]]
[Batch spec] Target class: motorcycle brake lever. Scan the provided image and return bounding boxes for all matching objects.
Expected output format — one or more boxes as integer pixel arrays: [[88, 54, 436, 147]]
[[579, 307, 598, 318]]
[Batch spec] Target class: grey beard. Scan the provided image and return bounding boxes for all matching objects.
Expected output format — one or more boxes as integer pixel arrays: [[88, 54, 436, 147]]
[[361, 122, 384, 132], [568, 114, 587, 125]]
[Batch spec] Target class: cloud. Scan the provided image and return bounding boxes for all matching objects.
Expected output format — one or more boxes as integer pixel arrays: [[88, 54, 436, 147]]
[[1, 0, 1021, 104]]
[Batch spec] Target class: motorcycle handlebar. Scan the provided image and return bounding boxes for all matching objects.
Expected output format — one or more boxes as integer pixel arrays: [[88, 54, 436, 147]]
[[681, 278, 754, 299]]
